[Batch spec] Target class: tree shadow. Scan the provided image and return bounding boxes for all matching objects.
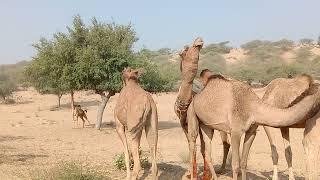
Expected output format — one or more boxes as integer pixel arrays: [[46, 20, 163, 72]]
[[0, 153, 48, 164], [158, 121, 181, 130], [16, 100, 34, 105], [0, 135, 32, 142], [50, 100, 100, 111]]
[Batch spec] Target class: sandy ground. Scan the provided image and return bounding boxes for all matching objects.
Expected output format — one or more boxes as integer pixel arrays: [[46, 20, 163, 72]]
[[0, 89, 310, 180]]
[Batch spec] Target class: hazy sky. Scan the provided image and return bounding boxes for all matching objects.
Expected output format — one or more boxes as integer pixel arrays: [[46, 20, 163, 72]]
[[1, 0, 320, 64]]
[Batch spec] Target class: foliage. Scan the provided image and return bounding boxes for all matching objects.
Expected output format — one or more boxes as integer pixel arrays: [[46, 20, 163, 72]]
[[113, 149, 149, 170], [75, 17, 138, 93], [32, 161, 110, 180], [0, 73, 17, 100], [0, 61, 29, 87], [299, 38, 314, 45], [200, 52, 226, 74], [201, 41, 232, 54], [295, 47, 312, 62]]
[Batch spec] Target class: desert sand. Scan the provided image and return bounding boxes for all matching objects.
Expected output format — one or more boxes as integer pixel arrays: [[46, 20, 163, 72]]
[[0, 88, 308, 179]]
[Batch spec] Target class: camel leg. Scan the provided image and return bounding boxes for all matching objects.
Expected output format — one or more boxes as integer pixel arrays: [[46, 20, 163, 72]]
[[217, 131, 230, 174], [303, 136, 319, 180], [115, 118, 131, 179], [200, 129, 211, 180], [263, 126, 279, 180], [200, 123, 218, 180], [145, 109, 158, 179], [187, 102, 199, 180], [84, 114, 90, 125], [231, 132, 241, 180], [280, 127, 294, 180], [241, 125, 258, 180], [76, 115, 79, 128], [129, 129, 143, 180], [81, 117, 85, 128]]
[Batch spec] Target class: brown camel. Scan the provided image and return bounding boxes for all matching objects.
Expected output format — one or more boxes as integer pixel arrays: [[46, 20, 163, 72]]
[[200, 70, 319, 179], [183, 42, 320, 179], [73, 104, 90, 128], [114, 67, 158, 180], [174, 38, 230, 179]]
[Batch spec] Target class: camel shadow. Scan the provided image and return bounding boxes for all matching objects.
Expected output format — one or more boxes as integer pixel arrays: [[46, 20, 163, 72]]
[[158, 121, 181, 130], [217, 167, 305, 180], [261, 170, 305, 180], [138, 162, 187, 180]]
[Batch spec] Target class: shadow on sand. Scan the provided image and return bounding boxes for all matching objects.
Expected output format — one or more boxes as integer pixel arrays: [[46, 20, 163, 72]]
[[139, 162, 187, 180], [158, 121, 181, 130], [0, 135, 32, 142], [50, 100, 100, 111]]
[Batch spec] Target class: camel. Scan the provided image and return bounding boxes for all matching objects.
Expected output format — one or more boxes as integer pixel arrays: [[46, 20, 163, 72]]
[[200, 70, 320, 179], [181, 39, 320, 180], [73, 104, 90, 128], [174, 38, 230, 179], [114, 67, 158, 180]]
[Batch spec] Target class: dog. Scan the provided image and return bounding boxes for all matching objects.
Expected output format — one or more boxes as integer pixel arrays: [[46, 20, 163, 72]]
[[73, 104, 90, 128]]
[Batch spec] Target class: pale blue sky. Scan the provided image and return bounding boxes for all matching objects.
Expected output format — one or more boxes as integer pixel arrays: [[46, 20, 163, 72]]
[[1, 0, 320, 64]]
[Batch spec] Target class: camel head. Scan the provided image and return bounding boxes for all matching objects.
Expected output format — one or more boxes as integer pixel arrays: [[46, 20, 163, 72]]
[[122, 67, 143, 84], [199, 69, 213, 86], [179, 37, 204, 82]]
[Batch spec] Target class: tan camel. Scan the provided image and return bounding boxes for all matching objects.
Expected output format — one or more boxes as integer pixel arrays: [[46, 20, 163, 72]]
[[114, 67, 158, 180], [184, 45, 320, 179], [200, 70, 319, 180], [174, 38, 230, 179]]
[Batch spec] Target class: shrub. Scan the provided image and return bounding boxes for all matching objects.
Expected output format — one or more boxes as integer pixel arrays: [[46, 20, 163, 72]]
[[32, 161, 110, 180], [0, 73, 17, 101], [113, 149, 149, 170]]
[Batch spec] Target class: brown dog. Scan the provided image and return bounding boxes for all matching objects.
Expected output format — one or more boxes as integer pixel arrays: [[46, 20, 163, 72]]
[[73, 104, 90, 128]]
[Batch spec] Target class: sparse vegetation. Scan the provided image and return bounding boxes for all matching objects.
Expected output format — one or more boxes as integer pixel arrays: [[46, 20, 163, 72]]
[[0, 73, 17, 102], [113, 149, 149, 170], [31, 161, 110, 180]]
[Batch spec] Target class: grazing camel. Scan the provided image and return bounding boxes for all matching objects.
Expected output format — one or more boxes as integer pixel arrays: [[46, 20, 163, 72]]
[[200, 69, 318, 179], [73, 104, 90, 128], [183, 42, 320, 179], [114, 67, 158, 180]]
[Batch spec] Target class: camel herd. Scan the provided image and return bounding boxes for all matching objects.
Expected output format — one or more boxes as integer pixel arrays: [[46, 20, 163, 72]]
[[114, 38, 320, 180]]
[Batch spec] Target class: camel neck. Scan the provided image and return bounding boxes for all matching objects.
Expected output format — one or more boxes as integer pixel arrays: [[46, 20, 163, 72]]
[[177, 80, 193, 103], [125, 80, 140, 87]]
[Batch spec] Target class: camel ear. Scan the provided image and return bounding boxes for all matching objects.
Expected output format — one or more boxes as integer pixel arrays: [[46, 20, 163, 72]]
[[179, 45, 189, 58]]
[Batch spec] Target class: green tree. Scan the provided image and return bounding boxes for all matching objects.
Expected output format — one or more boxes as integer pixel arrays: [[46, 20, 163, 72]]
[[74, 18, 138, 129], [25, 37, 67, 107]]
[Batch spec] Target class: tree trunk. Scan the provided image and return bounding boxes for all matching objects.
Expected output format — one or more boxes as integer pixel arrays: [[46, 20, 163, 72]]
[[95, 91, 115, 130], [57, 93, 62, 107], [70, 90, 75, 121]]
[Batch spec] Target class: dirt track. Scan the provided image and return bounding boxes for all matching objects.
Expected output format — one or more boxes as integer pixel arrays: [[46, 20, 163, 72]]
[[0, 89, 309, 179]]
